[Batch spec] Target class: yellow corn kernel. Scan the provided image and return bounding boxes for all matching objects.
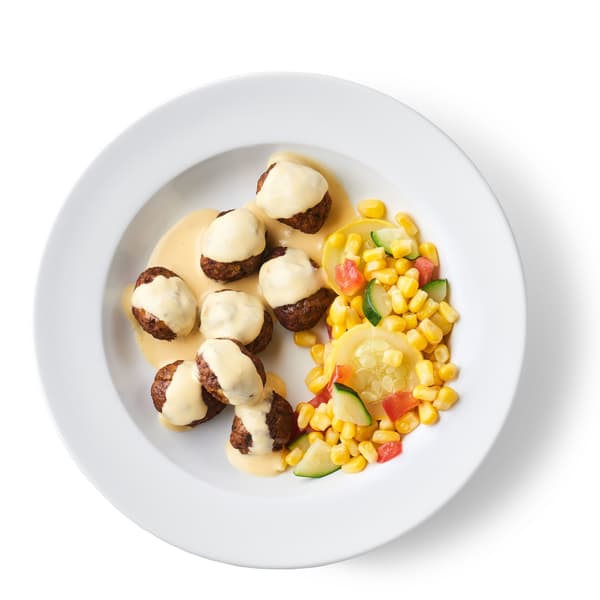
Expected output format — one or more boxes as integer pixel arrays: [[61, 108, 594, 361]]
[[345, 232, 363, 255], [310, 343, 325, 364], [325, 427, 340, 446], [304, 365, 323, 387], [345, 308, 362, 329], [355, 422, 378, 441], [395, 212, 419, 236], [285, 447, 304, 466], [326, 400, 335, 419], [404, 313, 418, 329], [439, 301, 459, 323], [415, 360, 435, 386], [364, 259, 388, 275], [431, 312, 453, 335], [372, 429, 401, 444], [397, 275, 419, 298], [294, 330, 317, 347], [331, 417, 344, 433], [434, 344, 450, 363], [417, 298, 439, 321], [350, 295, 364, 317], [378, 416, 395, 431], [296, 403, 315, 430], [329, 296, 348, 325], [438, 363, 458, 382], [340, 421, 357, 441], [433, 386, 459, 410], [412, 385, 438, 402], [309, 375, 330, 394], [363, 246, 386, 262], [395, 410, 420, 434], [405, 267, 420, 280], [419, 401, 439, 425], [345, 253, 361, 267], [331, 324, 346, 340], [316, 401, 328, 414], [390, 239, 415, 259], [394, 258, 412, 275], [358, 199, 386, 219], [382, 348, 404, 368], [343, 438, 360, 457], [341, 455, 368, 473], [308, 431, 324, 444], [358, 441, 378, 464], [327, 231, 346, 248], [373, 268, 398, 286], [419, 318, 444, 345], [432, 363, 444, 386], [330, 443, 351, 465], [406, 328, 427, 351], [419, 242, 439, 266], [326, 315, 333, 327], [390, 289, 408, 314], [309, 412, 331, 432], [382, 315, 406, 333], [408, 289, 428, 312]]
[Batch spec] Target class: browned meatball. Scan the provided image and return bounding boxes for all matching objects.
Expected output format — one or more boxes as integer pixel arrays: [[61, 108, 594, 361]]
[[151, 360, 225, 426], [230, 392, 294, 454], [256, 163, 332, 234], [245, 310, 273, 354], [196, 338, 267, 405]]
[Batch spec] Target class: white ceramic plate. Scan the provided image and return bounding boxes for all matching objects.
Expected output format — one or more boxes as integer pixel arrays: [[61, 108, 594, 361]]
[[35, 73, 525, 568]]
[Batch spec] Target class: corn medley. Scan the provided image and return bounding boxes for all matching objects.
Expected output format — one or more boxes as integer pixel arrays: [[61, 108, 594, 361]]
[[288, 199, 460, 477]]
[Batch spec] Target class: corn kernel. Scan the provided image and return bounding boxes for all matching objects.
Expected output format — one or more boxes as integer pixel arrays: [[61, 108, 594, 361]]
[[439, 301, 459, 323], [309, 375, 329, 394], [378, 416, 395, 430], [297, 403, 315, 430], [345, 308, 362, 329], [390, 239, 415, 259], [329, 296, 348, 325], [309, 412, 331, 432], [408, 290, 428, 312], [363, 246, 386, 262], [358, 199, 386, 219], [285, 447, 304, 466], [308, 431, 324, 444], [341, 421, 356, 440], [310, 343, 325, 364], [355, 422, 378, 441], [406, 328, 427, 351], [433, 386, 459, 410], [416, 360, 435, 386], [394, 258, 412, 275], [332, 417, 344, 433], [434, 344, 450, 363], [325, 427, 340, 445], [395, 213, 419, 236], [438, 363, 458, 382], [294, 330, 317, 347], [330, 443, 351, 465], [326, 400, 335, 419], [395, 410, 420, 434], [419, 401, 439, 425], [345, 232, 363, 255], [417, 298, 439, 321], [328, 231, 346, 248], [358, 441, 378, 464], [373, 268, 398, 286], [305, 365, 323, 386], [390, 289, 408, 314], [419, 318, 444, 345], [364, 259, 388, 275], [419, 242, 439, 266], [345, 253, 361, 266], [332, 324, 346, 340], [343, 438, 360, 457], [430, 312, 453, 335], [372, 429, 401, 444], [432, 363, 444, 386], [326, 315, 333, 327], [341, 455, 368, 473], [412, 385, 438, 402], [316, 401, 328, 414], [382, 348, 403, 367], [405, 267, 420, 280], [350, 295, 364, 317], [397, 275, 419, 298], [404, 313, 418, 329]]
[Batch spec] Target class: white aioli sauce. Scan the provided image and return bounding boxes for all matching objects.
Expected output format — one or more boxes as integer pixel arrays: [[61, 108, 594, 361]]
[[201, 208, 266, 262], [259, 248, 323, 308], [131, 275, 197, 336], [200, 290, 264, 344], [225, 441, 286, 477], [198, 338, 263, 405], [161, 361, 208, 426], [234, 391, 274, 455], [255, 160, 328, 218]]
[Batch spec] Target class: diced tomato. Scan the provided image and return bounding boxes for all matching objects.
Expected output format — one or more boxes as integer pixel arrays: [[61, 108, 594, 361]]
[[414, 257, 437, 287], [308, 386, 331, 408], [377, 441, 403, 463], [334, 259, 366, 295], [332, 364, 353, 386], [381, 391, 419, 421], [307, 365, 352, 410]]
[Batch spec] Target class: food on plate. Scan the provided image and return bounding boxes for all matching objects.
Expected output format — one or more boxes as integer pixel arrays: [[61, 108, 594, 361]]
[[256, 161, 331, 233], [151, 360, 225, 427], [258, 247, 335, 331], [200, 208, 267, 282], [196, 338, 266, 406], [131, 266, 198, 340], [200, 289, 273, 353]]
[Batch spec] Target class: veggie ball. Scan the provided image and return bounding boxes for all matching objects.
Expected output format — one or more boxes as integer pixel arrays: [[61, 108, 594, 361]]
[[131, 266, 198, 341]]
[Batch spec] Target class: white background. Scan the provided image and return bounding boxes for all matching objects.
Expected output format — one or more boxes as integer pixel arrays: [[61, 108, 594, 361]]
[[2, 1, 598, 597]]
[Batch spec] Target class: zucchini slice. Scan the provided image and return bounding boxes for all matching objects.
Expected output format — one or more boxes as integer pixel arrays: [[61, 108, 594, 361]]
[[288, 433, 310, 452], [363, 279, 392, 326], [332, 382, 372, 426], [421, 278, 448, 302], [293, 439, 340, 478]]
